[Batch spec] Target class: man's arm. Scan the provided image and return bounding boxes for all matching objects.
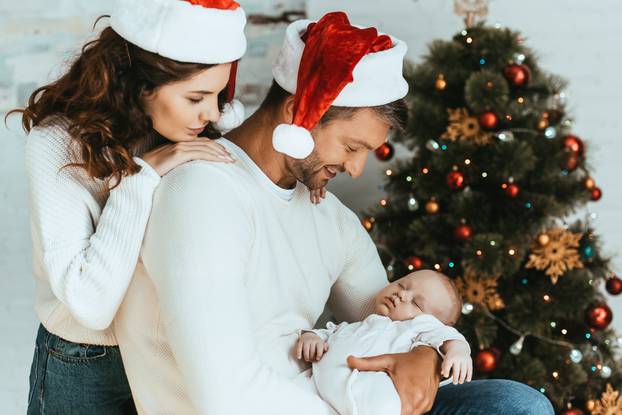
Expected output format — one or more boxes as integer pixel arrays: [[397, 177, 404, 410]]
[[142, 163, 333, 415], [326, 206, 388, 322]]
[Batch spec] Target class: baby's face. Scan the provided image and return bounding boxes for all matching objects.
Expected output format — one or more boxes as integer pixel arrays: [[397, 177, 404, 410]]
[[374, 270, 459, 324]]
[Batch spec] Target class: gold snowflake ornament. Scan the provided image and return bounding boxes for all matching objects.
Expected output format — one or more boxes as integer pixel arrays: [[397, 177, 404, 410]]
[[592, 384, 622, 415], [441, 108, 492, 145], [525, 228, 584, 284], [455, 267, 505, 310]]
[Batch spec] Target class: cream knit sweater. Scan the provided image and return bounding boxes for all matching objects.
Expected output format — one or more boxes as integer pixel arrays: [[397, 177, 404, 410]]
[[25, 116, 162, 345], [114, 138, 389, 414]]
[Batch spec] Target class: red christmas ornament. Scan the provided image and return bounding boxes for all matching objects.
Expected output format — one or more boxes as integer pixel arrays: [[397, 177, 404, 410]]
[[405, 256, 424, 270], [478, 111, 498, 130], [563, 134, 585, 157], [564, 154, 580, 172], [375, 142, 394, 161], [505, 183, 520, 198], [590, 187, 602, 201], [586, 303, 613, 330], [503, 63, 531, 87], [446, 170, 465, 190], [475, 348, 499, 373], [606, 275, 622, 295], [454, 223, 473, 241], [560, 409, 584, 415]]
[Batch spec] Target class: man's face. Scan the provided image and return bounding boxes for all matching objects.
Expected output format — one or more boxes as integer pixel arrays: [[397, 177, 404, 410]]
[[287, 108, 391, 190]]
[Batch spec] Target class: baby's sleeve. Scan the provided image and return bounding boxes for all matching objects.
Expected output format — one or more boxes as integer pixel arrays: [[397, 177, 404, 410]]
[[299, 321, 346, 342], [410, 315, 470, 358]]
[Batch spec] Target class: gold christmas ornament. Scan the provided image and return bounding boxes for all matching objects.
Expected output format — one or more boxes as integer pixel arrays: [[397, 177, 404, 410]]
[[362, 217, 375, 232], [442, 108, 493, 145], [453, 0, 489, 28], [435, 74, 447, 90], [525, 228, 584, 284], [425, 199, 440, 214], [592, 384, 622, 415], [455, 267, 505, 311]]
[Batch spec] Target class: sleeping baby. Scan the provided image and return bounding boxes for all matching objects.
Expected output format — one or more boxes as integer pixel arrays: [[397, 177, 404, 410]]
[[295, 269, 472, 415]]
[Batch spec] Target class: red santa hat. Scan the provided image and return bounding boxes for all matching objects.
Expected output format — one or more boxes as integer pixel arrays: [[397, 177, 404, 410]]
[[272, 12, 409, 159], [111, 0, 246, 130]]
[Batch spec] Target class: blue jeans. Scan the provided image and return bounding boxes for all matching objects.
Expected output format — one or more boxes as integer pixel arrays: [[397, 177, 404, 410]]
[[429, 379, 555, 414], [27, 324, 136, 414]]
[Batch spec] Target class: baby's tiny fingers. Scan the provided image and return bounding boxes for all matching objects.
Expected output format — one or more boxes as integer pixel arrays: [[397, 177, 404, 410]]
[[296, 340, 303, 360], [452, 364, 459, 384], [441, 361, 450, 378], [324, 342, 329, 352], [467, 363, 473, 382], [315, 343, 324, 360], [459, 362, 467, 384]]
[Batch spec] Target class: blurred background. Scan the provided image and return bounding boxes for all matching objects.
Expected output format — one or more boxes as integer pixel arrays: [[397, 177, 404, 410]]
[[1, 0, 621, 412]]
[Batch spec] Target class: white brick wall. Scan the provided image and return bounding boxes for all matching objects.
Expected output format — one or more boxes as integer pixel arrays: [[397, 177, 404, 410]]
[[1, 0, 621, 412]]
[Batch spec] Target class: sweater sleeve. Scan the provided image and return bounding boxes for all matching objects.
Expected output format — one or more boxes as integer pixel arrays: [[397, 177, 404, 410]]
[[141, 162, 334, 415], [327, 205, 388, 323], [25, 127, 161, 330], [301, 321, 345, 341]]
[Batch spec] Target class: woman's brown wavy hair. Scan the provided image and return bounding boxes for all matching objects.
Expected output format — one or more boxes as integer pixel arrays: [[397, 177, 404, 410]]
[[8, 18, 219, 187]]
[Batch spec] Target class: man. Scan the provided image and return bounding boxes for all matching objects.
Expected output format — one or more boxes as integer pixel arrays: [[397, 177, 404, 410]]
[[115, 12, 554, 415]]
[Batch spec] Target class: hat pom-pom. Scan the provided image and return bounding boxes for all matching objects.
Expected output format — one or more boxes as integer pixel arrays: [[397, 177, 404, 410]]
[[272, 124, 314, 159], [215, 99, 245, 132]]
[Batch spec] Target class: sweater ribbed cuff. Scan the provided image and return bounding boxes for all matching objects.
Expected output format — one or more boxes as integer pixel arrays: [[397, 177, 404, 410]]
[[133, 157, 161, 183]]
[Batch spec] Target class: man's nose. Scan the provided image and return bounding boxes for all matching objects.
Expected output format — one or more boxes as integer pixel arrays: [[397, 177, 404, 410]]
[[345, 152, 367, 178]]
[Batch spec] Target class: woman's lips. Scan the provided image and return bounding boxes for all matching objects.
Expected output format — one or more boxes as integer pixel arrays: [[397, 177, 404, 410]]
[[324, 166, 337, 179], [188, 127, 205, 135]]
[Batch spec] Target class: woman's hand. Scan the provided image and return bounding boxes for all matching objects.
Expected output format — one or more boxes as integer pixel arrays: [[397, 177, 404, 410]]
[[142, 138, 235, 177], [310, 186, 327, 204], [296, 332, 329, 362], [441, 340, 472, 385]]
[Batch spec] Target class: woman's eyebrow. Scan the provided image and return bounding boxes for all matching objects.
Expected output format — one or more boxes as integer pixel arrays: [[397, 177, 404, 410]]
[[188, 90, 214, 94]]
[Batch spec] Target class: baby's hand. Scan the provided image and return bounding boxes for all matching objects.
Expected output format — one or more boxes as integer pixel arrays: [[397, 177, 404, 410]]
[[296, 332, 329, 362], [441, 340, 473, 385]]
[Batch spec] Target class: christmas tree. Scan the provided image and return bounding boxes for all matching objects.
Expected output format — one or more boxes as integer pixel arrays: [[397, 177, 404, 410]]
[[365, 23, 622, 414]]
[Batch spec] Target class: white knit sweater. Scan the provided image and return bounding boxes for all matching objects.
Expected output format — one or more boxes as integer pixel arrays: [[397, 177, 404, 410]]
[[114, 138, 389, 415], [25, 116, 162, 345]]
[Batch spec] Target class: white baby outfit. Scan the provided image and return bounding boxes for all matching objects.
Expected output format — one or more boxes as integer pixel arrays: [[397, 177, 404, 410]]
[[306, 313, 470, 415]]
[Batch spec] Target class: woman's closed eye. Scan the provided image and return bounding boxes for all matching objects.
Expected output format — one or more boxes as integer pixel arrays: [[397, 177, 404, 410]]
[[187, 97, 204, 104]]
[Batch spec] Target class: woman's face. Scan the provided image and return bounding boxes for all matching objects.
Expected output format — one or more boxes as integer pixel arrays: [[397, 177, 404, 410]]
[[144, 63, 231, 142]]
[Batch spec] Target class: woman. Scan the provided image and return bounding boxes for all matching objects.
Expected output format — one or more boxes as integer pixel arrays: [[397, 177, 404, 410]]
[[8, 0, 248, 413]]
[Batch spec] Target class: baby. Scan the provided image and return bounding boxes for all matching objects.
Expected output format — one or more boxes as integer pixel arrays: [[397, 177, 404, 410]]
[[296, 269, 472, 415]]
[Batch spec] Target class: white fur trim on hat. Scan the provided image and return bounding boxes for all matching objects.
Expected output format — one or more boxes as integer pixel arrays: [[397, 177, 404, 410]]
[[215, 99, 245, 132], [272, 124, 314, 159], [111, 0, 247, 64], [272, 19, 408, 107]]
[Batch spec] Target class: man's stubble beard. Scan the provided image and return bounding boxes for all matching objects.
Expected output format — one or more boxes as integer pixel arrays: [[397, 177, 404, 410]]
[[289, 151, 327, 190]]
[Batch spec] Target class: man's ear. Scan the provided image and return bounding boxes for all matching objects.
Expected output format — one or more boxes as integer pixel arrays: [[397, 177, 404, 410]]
[[281, 95, 296, 125]]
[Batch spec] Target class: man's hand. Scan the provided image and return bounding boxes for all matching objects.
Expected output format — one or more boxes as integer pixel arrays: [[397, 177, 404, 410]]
[[441, 340, 473, 385], [347, 346, 441, 415], [296, 332, 329, 362]]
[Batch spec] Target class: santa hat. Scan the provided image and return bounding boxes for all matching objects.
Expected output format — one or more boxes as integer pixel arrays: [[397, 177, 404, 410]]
[[111, 0, 246, 130], [272, 12, 409, 159]]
